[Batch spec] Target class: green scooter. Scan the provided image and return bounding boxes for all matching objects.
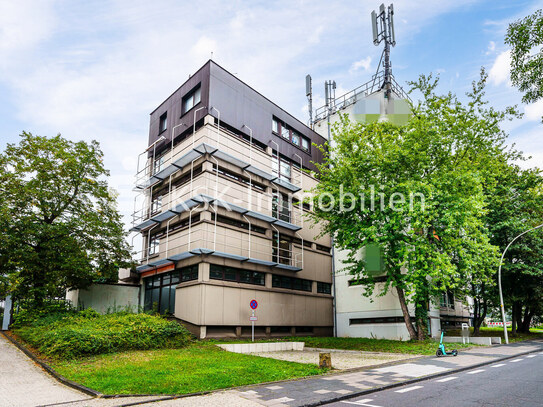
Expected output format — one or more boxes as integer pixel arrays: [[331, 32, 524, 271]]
[[436, 331, 458, 357]]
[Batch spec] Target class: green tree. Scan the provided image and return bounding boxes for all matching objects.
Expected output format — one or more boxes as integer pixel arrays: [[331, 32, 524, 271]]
[[486, 164, 543, 334], [0, 132, 132, 306], [505, 9, 543, 114], [309, 72, 515, 340]]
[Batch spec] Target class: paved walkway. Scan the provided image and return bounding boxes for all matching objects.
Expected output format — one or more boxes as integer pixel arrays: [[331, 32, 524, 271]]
[[0, 333, 90, 407]]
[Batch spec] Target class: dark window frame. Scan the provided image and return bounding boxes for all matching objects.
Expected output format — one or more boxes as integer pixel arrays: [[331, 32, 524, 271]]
[[317, 281, 332, 294], [181, 84, 202, 116], [209, 264, 265, 286], [159, 112, 168, 134], [272, 275, 312, 292]]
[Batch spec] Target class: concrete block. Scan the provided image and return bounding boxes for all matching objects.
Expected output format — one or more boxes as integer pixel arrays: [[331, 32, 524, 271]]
[[490, 337, 502, 345], [262, 343, 269, 352], [255, 344, 263, 352], [233, 344, 242, 353]]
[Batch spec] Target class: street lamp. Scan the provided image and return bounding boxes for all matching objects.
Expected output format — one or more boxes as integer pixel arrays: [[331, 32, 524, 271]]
[[498, 223, 543, 344]]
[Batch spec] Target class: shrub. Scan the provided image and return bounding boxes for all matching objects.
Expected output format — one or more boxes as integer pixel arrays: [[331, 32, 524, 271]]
[[14, 310, 193, 359]]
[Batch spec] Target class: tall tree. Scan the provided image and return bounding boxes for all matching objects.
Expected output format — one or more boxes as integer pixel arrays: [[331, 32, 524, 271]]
[[0, 132, 132, 306], [486, 164, 543, 334], [309, 71, 515, 340], [505, 9, 543, 118]]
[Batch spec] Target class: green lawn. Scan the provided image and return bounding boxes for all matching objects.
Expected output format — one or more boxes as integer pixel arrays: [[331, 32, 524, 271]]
[[51, 342, 323, 395], [447, 327, 543, 343], [215, 336, 474, 355]]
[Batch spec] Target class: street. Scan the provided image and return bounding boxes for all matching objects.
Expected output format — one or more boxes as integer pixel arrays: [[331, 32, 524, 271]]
[[325, 351, 543, 407]]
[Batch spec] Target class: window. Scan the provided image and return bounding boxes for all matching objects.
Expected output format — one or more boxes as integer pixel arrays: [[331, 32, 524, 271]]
[[292, 131, 300, 146], [349, 275, 388, 286], [440, 291, 455, 309], [272, 118, 279, 133], [153, 155, 164, 175], [272, 156, 291, 181], [301, 137, 310, 151], [182, 84, 201, 114], [143, 266, 197, 314], [272, 275, 312, 292], [215, 166, 266, 192], [273, 118, 310, 152], [211, 213, 267, 234], [272, 193, 291, 222], [159, 112, 167, 133], [148, 235, 160, 256], [151, 196, 162, 215], [180, 265, 199, 282], [316, 244, 331, 253], [272, 232, 291, 265], [350, 316, 411, 325], [317, 282, 332, 294], [209, 264, 265, 286]]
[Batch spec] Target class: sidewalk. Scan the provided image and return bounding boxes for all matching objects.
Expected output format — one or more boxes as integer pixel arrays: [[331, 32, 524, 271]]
[[230, 340, 543, 407]]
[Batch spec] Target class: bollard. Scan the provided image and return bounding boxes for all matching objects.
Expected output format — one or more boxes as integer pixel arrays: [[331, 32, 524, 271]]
[[319, 352, 332, 369]]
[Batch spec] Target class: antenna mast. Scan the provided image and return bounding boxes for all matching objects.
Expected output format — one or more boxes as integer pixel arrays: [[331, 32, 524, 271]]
[[306, 74, 313, 129], [371, 3, 396, 99]]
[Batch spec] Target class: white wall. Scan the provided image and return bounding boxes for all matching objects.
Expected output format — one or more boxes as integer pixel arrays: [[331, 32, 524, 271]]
[[67, 283, 140, 313]]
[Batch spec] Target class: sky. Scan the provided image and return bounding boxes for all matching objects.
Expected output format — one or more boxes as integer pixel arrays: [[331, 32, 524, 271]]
[[1, 0, 542, 235]]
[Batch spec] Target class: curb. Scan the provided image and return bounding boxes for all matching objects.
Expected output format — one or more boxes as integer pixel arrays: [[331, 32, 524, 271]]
[[303, 342, 543, 407], [0, 331, 102, 398]]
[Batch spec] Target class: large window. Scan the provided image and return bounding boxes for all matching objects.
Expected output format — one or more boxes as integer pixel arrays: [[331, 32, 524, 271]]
[[159, 112, 167, 133], [272, 156, 291, 181], [272, 275, 312, 292], [182, 84, 201, 115], [272, 117, 310, 152], [440, 291, 455, 309], [209, 264, 265, 286], [153, 155, 164, 175], [272, 193, 291, 222], [148, 235, 160, 256], [143, 265, 198, 314], [272, 232, 292, 265], [150, 195, 162, 215], [317, 282, 332, 294]]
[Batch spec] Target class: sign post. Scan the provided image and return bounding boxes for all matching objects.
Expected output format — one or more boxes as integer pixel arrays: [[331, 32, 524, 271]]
[[250, 299, 258, 342]]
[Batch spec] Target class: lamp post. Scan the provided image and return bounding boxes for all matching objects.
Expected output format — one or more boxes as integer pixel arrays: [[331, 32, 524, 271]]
[[498, 223, 543, 344]]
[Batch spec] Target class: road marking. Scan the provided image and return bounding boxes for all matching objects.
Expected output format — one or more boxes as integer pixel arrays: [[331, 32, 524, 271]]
[[437, 376, 458, 382], [466, 369, 485, 374], [341, 399, 382, 407], [510, 359, 523, 363], [491, 364, 506, 368], [526, 355, 536, 358], [395, 385, 423, 393]]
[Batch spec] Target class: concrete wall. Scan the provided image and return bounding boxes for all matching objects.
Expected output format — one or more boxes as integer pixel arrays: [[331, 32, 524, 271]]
[[67, 283, 140, 314]]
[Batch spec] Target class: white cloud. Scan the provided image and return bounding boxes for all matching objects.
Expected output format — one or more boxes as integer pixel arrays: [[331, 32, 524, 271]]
[[349, 57, 372, 74], [485, 40, 496, 55], [488, 50, 511, 86], [524, 99, 543, 122]]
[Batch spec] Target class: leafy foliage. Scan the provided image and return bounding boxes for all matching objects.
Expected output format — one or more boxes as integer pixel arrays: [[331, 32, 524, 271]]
[[308, 70, 518, 340], [505, 9, 543, 110], [0, 132, 133, 305], [14, 310, 193, 359]]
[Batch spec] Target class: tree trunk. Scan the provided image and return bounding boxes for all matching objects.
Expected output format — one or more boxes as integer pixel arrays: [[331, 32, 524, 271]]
[[511, 302, 518, 336], [520, 307, 534, 333], [396, 285, 417, 340]]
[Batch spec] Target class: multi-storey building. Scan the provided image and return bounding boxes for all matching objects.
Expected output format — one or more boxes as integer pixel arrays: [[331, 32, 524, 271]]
[[130, 60, 333, 339]]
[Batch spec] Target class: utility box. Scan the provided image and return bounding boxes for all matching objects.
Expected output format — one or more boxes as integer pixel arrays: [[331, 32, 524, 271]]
[[461, 323, 470, 344]]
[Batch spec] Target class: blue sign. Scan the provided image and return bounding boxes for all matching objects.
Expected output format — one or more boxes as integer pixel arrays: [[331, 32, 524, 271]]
[[250, 299, 258, 310]]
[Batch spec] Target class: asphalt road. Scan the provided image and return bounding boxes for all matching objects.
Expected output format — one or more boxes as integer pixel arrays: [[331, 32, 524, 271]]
[[325, 350, 543, 407]]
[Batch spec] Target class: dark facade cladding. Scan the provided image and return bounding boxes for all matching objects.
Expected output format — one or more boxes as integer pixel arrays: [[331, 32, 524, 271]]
[[148, 60, 327, 172]]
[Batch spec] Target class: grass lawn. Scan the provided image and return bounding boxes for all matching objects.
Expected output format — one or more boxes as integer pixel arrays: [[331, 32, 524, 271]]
[[215, 336, 474, 355], [51, 342, 323, 395], [447, 327, 543, 343]]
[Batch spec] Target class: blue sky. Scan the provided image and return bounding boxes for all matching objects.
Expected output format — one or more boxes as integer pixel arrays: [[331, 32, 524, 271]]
[[1, 0, 542, 229]]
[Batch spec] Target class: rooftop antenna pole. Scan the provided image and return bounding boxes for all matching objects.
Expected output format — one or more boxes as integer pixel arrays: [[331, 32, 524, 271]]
[[371, 3, 396, 99], [306, 74, 313, 129]]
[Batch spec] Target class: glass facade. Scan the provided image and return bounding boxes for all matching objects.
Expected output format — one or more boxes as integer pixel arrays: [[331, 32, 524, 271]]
[[143, 265, 198, 314]]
